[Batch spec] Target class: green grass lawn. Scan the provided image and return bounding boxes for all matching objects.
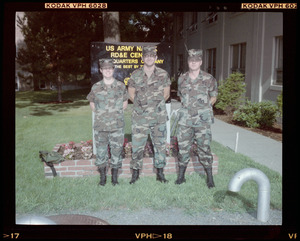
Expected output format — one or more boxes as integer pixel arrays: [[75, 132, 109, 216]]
[[15, 89, 282, 215]]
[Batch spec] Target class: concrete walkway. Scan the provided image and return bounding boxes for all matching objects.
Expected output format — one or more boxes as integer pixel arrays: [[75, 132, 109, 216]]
[[211, 118, 282, 175]]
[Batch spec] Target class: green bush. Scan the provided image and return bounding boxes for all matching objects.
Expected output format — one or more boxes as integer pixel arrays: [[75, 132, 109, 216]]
[[233, 100, 278, 128], [215, 72, 246, 114], [276, 91, 283, 117], [170, 76, 177, 92]]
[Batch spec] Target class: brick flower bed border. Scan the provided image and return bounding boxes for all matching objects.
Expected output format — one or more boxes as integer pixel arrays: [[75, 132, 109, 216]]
[[44, 144, 218, 178]]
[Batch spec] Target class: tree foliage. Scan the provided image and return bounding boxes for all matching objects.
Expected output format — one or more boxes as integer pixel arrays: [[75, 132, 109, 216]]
[[120, 12, 173, 42], [17, 12, 104, 96], [16, 11, 173, 100]]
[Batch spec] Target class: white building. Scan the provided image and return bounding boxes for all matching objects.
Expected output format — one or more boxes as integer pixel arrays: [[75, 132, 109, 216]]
[[172, 12, 283, 103]]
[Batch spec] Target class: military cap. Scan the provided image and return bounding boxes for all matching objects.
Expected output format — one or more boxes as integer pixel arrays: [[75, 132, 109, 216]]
[[188, 49, 203, 60], [99, 58, 114, 68], [142, 46, 157, 55]]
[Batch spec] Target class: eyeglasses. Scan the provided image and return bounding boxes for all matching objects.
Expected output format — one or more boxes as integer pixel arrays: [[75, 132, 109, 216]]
[[101, 67, 114, 70], [188, 57, 202, 62], [143, 54, 156, 58]]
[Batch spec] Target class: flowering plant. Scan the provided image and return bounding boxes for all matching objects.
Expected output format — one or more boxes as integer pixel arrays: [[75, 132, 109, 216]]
[[166, 143, 173, 157], [58, 136, 185, 161], [61, 141, 76, 160], [191, 142, 198, 156], [123, 138, 132, 158], [122, 138, 155, 158], [143, 141, 154, 157], [80, 140, 93, 160], [166, 136, 179, 157], [59, 140, 93, 160], [122, 137, 180, 158]]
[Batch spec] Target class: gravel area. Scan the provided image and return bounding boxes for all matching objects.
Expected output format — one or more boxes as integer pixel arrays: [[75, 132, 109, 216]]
[[50, 208, 282, 225], [15, 208, 282, 240]]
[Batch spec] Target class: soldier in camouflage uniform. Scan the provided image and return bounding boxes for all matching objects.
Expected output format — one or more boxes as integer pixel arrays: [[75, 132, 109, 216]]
[[87, 59, 128, 186], [128, 46, 171, 184], [175, 49, 218, 188]]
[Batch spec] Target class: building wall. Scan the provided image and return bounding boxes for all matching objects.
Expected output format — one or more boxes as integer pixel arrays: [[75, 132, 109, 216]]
[[261, 12, 283, 102], [173, 12, 283, 103]]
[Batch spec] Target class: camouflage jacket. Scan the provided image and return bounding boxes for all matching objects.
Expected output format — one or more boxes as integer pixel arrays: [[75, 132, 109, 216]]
[[177, 70, 218, 127], [128, 66, 171, 126], [87, 79, 128, 131]]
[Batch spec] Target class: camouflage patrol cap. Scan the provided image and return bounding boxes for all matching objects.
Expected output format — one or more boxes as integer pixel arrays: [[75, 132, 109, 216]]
[[99, 59, 114, 68], [188, 49, 203, 60], [142, 46, 157, 55]]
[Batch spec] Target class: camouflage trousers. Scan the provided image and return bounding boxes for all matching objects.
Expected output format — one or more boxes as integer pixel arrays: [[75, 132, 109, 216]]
[[177, 123, 213, 168], [131, 122, 167, 170], [94, 128, 124, 169]]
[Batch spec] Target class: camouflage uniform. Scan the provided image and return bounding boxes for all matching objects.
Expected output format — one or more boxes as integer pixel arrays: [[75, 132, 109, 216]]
[[177, 70, 217, 168], [177, 49, 218, 171], [87, 77, 128, 169], [128, 66, 171, 170]]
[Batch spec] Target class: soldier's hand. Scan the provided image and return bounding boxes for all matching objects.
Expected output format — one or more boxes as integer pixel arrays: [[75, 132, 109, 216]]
[[210, 96, 217, 106]]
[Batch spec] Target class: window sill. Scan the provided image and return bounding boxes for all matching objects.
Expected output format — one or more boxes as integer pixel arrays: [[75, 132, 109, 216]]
[[270, 85, 282, 91]]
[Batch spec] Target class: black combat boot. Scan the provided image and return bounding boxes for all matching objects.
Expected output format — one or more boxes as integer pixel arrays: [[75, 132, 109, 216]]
[[111, 168, 119, 186], [204, 166, 215, 188], [156, 168, 168, 183], [98, 166, 107, 186], [129, 169, 139, 184], [175, 165, 187, 185]]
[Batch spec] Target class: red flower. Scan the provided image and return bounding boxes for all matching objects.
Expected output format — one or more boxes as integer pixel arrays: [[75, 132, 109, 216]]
[[123, 138, 128, 147]]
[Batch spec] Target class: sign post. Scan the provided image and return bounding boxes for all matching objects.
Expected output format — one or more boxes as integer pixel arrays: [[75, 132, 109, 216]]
[[166, 102, 171, 144], [92, 111, 97, 155]]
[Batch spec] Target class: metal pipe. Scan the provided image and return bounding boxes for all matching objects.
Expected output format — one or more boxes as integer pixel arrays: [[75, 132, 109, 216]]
[[228, 168, 270, 222]]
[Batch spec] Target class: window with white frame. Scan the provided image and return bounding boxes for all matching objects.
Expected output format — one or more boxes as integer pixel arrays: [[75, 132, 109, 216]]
[[207, 12, 218, 24], [273, 36, 283, 85], [191, 12, 197, 25], [201, 12, 217, 25], [231, 42, 246, 74], [206, 48, 216, 77]]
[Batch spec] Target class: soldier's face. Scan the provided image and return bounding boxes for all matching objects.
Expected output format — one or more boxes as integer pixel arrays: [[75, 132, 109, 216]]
[[100, 67, 114, 79], [142, 53, 157, 67], [188, 58, 202, 71]]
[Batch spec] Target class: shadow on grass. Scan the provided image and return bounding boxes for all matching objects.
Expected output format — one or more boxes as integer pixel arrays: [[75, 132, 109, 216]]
[[16, 89, 91, 116], [213, 190, 278, 218], [214, 190, 255, 209], [30, 100, 88, 116]]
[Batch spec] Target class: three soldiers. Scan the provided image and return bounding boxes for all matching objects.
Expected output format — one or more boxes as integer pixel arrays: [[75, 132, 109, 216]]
[[88, 46, 217, 188]]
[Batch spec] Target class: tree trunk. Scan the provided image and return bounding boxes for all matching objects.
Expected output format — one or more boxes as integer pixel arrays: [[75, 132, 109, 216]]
[[102, 12, 121, 42], [33, 74, 40, 91], [57, 74, 62, 102]]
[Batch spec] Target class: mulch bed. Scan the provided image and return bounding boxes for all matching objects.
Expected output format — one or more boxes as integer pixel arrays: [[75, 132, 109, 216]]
[[214, 113, 282, 142]]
